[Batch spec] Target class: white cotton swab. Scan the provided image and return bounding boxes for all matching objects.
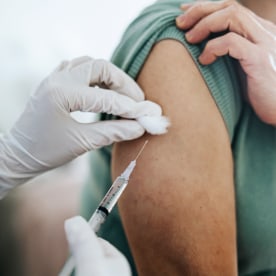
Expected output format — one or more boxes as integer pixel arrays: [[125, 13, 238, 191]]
[[137, 116, 171, 135]]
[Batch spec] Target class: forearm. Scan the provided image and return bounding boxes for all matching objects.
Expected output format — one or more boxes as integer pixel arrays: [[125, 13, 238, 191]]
[[0, 135, 28, 199], [0, 137, 12, 198]]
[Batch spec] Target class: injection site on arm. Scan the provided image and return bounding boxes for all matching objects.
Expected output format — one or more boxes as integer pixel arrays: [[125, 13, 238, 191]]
[[112, 40, 237, 275]]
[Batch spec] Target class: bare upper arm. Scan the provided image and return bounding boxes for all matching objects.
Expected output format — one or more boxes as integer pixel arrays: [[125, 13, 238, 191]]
[[112, 40, 237, 275]]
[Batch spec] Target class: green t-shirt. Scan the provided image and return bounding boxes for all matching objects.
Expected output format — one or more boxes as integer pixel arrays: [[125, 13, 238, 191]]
[[81, 1, 276, 275]]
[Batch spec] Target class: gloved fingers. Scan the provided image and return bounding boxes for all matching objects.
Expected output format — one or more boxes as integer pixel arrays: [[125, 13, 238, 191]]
[[53, 60, 70, 73], [64, 216, 106, 276], [70, 120, 145, 151], [65, 216, 131, 276], [98, 238, 129, 259], [98, 238, 132, 276], [90, 59, 145, 101], [72, 59, 145, 102], [69, 86, 161, 118], [62, 56, 93, 71], [52, 56, 92, 73]]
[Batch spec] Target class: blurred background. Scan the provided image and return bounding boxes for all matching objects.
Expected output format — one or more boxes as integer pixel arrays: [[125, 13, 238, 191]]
[[0, 1, 154, 275], [0, 0, 154, 130]]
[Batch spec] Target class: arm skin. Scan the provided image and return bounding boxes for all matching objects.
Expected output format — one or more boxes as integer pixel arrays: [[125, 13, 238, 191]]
[[240, 0, 276, 23], [112, 40, 238, 275]]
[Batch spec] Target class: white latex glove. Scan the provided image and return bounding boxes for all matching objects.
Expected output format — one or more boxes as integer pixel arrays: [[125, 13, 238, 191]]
[[0, 56, 161, 198], [64, 216, 131, 276]]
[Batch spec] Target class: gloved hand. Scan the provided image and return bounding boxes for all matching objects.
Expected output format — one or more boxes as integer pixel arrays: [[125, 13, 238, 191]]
[[64, 216, 131, 276], [0, 56, 161, 197]]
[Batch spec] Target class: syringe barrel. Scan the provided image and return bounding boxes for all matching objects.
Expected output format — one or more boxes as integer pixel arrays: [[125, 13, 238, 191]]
[[59, 159, 138, 276], [98, 176, 128, 213], [89, 209, 107, 233]]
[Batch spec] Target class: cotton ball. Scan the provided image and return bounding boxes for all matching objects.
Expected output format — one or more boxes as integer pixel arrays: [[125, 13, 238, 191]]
[[137, 116, 171, 135]]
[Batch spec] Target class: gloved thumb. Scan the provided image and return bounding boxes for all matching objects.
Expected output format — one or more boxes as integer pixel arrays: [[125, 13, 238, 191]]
[[64, 216, 131, 276], [65, 216, 105, 276], [68, 119, 145, 153]]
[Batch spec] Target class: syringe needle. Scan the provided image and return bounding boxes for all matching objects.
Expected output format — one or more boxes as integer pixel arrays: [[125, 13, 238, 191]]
[[120, 140, 149, 179], [134, 140, 149, 161]]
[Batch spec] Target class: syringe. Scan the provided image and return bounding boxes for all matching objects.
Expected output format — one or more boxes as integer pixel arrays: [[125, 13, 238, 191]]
[[59, 140, 148, 276]]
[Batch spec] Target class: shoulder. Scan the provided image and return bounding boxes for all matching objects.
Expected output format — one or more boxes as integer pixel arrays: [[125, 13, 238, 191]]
[[112, 0, 244, 139]]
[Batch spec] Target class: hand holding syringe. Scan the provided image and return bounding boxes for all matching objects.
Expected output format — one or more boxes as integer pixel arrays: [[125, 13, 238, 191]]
[[59, 140, 148, 276]]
